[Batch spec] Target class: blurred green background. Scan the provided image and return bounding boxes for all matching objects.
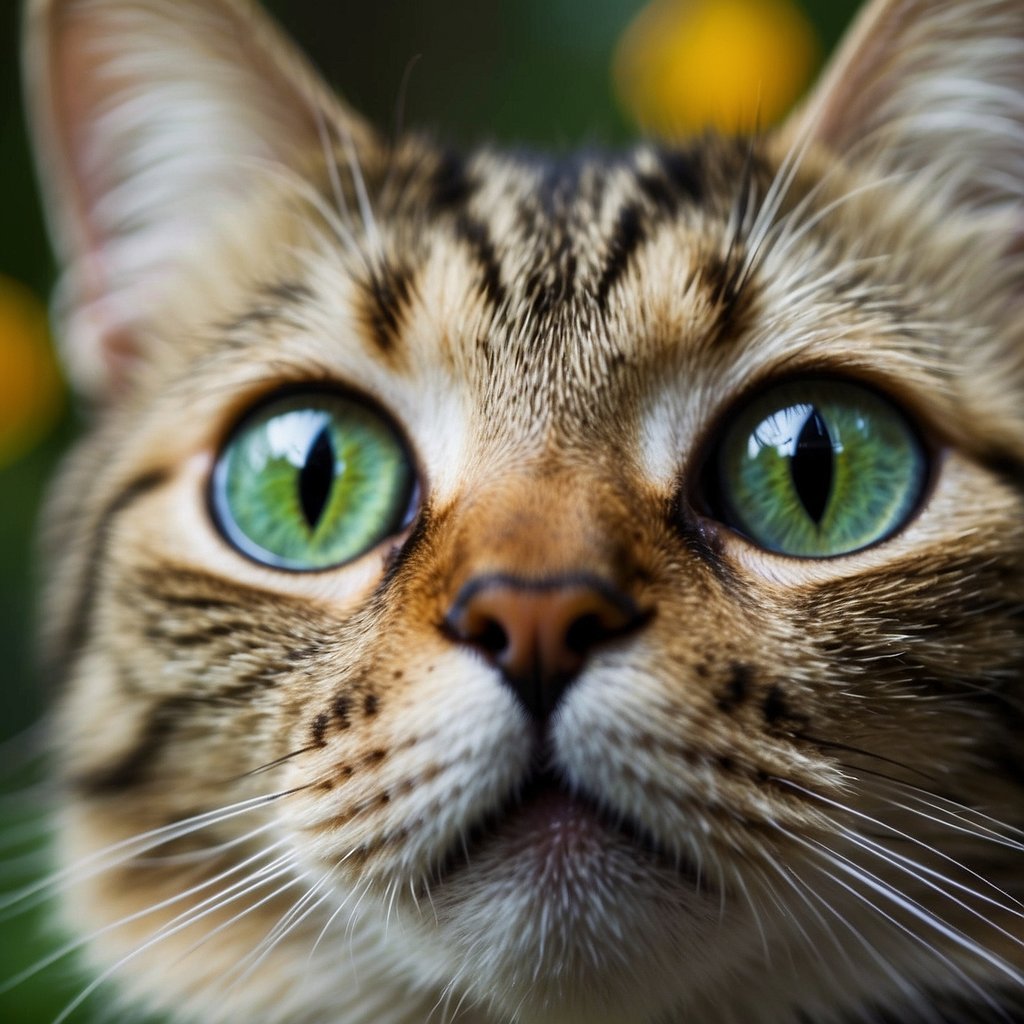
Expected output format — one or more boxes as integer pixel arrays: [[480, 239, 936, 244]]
[[0, 0, 859, 1020]]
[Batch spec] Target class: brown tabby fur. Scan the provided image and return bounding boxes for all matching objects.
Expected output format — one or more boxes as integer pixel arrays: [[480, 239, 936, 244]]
[[17, 0, 1024, 1021]]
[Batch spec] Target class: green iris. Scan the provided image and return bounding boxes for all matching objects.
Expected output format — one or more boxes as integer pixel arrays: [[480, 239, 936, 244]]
[[716, 379, 925, 557], [212, 392, 415, 570]]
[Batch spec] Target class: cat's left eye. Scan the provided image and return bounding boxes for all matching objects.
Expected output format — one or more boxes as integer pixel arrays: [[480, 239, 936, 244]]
[[211, 391, 416, 571]]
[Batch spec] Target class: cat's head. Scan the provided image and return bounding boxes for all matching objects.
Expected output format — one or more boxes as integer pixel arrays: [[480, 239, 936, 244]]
[[22, 1, 1024, 1022]]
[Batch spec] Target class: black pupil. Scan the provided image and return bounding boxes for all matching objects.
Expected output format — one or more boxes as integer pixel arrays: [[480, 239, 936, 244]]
[[791, 409, 833, 524], [299, 426, 336, 531]]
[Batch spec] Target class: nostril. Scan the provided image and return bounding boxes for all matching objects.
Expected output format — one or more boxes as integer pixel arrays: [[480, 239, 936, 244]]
[[444, 604, 509, 658], [474, 617, 508, 656], [565, 612, 607, 655]]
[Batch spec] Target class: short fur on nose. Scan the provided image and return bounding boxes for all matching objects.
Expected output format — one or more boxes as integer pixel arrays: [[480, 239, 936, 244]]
[[444, 574, 644, 721]]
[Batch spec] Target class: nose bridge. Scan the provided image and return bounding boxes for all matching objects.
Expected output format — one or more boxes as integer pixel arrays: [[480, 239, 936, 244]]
[[448, 466, 629, 586]]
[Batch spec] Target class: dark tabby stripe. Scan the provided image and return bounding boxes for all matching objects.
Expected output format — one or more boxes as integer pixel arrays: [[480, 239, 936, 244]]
[[54, 470, 168, 689], [359, 261, 416, 355], [77, 666, 290, 794], [453, 214, 506, 309], [595, 203, 644, 309]]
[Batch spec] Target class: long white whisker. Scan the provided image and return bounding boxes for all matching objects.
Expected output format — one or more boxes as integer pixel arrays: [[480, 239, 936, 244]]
[[229, 882, 332, 993], [766, 848, 921, 1004], [0, 833, 287, 994], [838, 826, 1024, 933], [866, 775, 1024, 848], [776, 778, 1024, 911], [51, 854, 299, 1024], [0, 790, 296, 916], [313, 104, 355, 234], [804, 835, 1024, 991], [133, 821, 277, 866], [238, 156, 365, 261]]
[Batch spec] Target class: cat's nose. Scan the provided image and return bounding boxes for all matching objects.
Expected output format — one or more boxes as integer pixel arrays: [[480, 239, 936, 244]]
[[444, 575, 646, 721]]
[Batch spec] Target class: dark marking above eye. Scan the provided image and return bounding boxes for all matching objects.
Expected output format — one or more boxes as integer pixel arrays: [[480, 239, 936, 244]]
[[595, 203, 644, 310], [361, 262, 415, 355], [299, 427, 335, 531], [659, 148, 705, 203], [430, 149, 473, 211], [454, 215, 506, 309], [702, 250, 750, 342], [792, 410, 833, 524]]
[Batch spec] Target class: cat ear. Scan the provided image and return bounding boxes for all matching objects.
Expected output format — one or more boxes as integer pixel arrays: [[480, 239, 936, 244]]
[[782, 0, 1023, 225], [24, 0, 378, 398]]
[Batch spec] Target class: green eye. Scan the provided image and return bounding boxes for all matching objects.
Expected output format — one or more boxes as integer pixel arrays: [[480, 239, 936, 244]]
[[212, 391, 416, 570], [713, 379, 926, 557]]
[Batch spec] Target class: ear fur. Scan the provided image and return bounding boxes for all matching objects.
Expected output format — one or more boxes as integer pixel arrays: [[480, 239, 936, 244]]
[[23, 0, 377, 398], [784, 0, 1023, 222]]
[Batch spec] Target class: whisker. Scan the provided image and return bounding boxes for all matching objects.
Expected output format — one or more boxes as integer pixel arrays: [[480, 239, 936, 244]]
[[228, 880, 331, 993], [237, 156, 366, 261], [777, 776, 1024, 910], [133, 822, 277, 866], [0, 833, 288, 995], [51, 854, 300, 1024], [238, 746, 318, 780], [314, 103, 356, 235], [804, 837, 1022, 1012], [342, 130, 382, 259], [0, 788, 301, 917], [766, 849, 922, 1004]]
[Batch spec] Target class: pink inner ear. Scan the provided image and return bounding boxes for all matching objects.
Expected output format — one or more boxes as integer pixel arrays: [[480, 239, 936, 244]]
[[42, 6, 148, 395]]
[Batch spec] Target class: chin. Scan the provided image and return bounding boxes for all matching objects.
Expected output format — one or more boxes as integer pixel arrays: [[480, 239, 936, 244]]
[[393, 782, 731, 1024]]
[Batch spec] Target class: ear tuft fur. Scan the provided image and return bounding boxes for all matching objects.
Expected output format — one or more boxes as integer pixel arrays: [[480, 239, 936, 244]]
[[23, 0, 376, 398], [787, 0, 1023, 222]]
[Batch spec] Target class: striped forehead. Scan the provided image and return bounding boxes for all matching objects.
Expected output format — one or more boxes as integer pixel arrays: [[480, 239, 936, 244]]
[[336, 138, 762, 432]]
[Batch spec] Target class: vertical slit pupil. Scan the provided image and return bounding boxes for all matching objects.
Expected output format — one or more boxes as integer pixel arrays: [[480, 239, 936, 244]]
[[299, 426, 336, 531], [791, 409, 832, 524]]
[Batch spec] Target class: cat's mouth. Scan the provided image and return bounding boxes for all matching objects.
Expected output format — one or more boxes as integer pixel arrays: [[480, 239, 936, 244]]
[[432, 768, 705, 888]]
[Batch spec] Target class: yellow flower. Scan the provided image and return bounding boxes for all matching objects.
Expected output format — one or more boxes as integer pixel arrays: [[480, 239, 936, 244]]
[[615, 0, 819, 136], [0, 276, 64, 466]]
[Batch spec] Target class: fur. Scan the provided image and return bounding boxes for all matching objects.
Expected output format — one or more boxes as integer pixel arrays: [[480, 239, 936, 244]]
[[14, 0, 1024, 1021]]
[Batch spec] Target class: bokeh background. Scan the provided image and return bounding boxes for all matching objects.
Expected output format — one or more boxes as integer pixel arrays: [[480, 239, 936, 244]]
[[0, 0, 859, 1019]]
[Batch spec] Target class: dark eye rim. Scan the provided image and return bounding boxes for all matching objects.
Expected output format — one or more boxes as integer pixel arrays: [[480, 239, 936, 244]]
[[686, 373, 934, 560], [208, 382, 422, 573]]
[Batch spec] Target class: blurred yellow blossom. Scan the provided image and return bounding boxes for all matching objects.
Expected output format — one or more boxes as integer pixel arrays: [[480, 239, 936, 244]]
[[615, 0, 819, 136], [0, 275, 64, 466]]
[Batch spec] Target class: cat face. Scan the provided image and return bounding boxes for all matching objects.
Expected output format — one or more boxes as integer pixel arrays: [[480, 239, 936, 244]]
[[22, 1, 1024, 1022]]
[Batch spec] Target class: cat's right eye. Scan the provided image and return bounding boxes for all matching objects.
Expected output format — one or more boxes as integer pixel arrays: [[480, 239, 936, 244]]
[[211, 391, 416, 571], [704, 378, 927, 558]]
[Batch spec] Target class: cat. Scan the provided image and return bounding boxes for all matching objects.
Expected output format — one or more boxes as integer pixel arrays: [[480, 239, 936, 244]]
[[14, 0, 1024, 1021]]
